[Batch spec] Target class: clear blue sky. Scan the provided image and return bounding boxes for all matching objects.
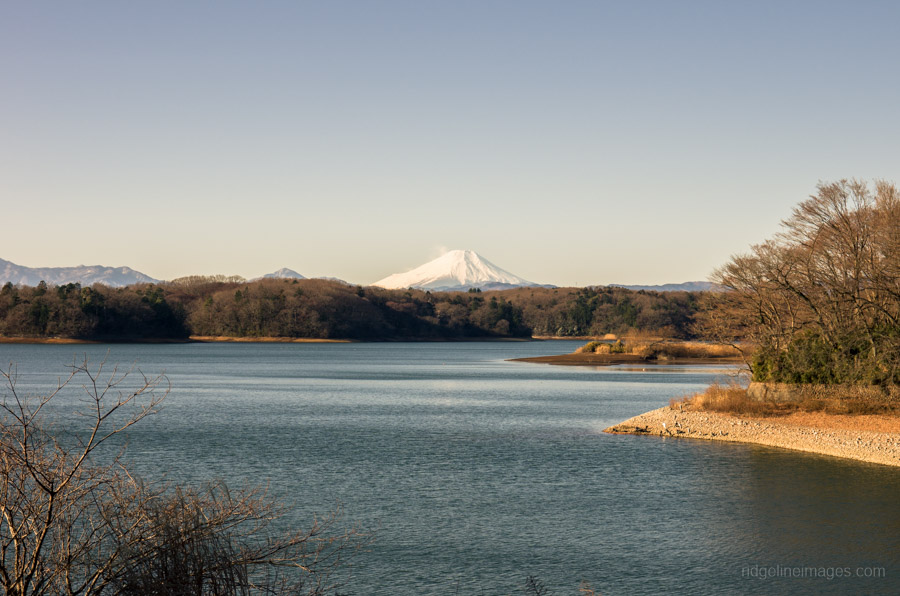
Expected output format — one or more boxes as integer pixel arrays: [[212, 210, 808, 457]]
[[2, 1, 898, 286]]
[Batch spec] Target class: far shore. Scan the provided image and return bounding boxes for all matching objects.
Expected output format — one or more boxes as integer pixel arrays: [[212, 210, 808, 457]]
[[0, 335, 534, 345], [530, 335, 613, 341], [606, 406, 900, 467], [510, 352, 744, 366], [189, 336, 351, 343], [0, 337, 107, 344], [0, 336, 350, 345]]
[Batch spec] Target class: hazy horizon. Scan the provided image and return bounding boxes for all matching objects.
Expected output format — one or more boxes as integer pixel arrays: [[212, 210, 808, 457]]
[[0, 250, 717, 288], [3, 2, 899, 285]]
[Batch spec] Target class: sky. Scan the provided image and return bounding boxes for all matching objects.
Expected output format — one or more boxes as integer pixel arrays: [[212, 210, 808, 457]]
[[2, 1, 899, 287]]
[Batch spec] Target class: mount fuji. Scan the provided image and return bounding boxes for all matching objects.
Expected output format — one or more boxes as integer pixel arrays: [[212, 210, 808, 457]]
[[372, 250, 546, 292]]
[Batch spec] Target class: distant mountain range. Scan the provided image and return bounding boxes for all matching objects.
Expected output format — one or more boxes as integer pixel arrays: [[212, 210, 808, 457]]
[[372, 250, 551, 292], [0, 258, 350, 288], [609, 281, 721, 292], [1, 255, 717, 292], [0, 258, 159, 288]]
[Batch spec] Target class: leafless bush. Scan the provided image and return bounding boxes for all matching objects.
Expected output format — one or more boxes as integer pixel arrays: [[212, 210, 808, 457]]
[[0, 356, 369, 595], [523, 575, 553, 595]]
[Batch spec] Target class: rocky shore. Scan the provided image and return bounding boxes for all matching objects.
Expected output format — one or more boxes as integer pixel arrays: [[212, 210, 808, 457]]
[[605, 406, 900, 467]]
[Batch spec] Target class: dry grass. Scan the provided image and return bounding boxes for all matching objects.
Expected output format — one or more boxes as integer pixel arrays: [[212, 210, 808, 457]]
[[580, 339, 743, 359], [672, 383, 773, 415], [674, 383, 900, 417], [621, 329, 669, 342], [652, 341, 742, 359]]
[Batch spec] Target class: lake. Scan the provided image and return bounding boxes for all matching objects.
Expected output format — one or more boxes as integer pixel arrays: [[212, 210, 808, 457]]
[[1, 341, 898, 595]]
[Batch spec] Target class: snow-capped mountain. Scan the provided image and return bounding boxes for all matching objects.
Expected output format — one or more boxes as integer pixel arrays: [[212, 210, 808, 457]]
[[0, 258, 159, 287], [257, 268, 306, 280], [372, 250, 542, 292]]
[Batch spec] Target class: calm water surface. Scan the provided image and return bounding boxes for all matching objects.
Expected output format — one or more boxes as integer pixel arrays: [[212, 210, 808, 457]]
[[2, 342, 898, 595]]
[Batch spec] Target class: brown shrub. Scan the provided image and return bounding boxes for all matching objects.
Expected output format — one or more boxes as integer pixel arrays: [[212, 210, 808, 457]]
[[578, 341, 603, 353]]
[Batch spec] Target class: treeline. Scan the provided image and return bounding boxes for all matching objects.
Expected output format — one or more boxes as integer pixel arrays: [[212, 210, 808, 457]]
[[0, 281, 186, 339], [181, 278, 532, 339], [0, 277, 705, 341], [500, 285, 699, 337]]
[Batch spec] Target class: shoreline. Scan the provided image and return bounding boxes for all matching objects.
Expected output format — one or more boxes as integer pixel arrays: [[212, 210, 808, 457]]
[[511, 353, 744, 366], [0, 337, 106, 344], [605, 406, 900, 467], [188, 336, 351, 343], [0, 336, 350, 344], [0, 335, 534, 345]]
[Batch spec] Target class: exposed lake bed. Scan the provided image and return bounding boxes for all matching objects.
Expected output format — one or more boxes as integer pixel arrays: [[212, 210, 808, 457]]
[[606, 406, 900, 467]]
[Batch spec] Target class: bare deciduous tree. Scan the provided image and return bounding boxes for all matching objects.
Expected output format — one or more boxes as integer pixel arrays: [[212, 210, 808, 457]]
[[709, 179, 900, 385]]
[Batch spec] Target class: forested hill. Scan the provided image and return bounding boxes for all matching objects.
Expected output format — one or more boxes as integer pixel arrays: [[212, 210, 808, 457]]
[[0, 278, 703, 341]]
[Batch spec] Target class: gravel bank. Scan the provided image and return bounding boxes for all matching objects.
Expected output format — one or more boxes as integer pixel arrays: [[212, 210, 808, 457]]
[[605, 406, 900, 467]]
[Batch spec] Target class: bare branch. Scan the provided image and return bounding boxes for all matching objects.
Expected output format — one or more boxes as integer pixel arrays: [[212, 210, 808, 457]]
[[0, 356, 369, 595]]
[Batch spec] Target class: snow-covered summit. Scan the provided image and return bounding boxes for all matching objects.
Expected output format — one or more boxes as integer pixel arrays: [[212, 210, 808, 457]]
[[0, 258, 159, 287], [258, 268, 306, 280], [372, 250, 539, 292]]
